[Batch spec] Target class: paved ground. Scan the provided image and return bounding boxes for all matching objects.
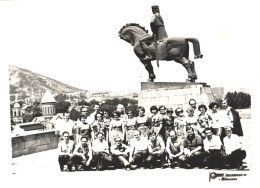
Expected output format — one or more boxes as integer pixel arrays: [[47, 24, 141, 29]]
[[11, 119, 252, 175]]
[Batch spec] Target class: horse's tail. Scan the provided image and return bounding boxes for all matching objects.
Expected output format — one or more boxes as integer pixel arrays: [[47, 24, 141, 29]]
[[185, 38, 203, 59]]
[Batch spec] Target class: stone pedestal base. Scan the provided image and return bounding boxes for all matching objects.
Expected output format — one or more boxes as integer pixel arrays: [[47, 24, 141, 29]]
[[138, 82, 216, 114]]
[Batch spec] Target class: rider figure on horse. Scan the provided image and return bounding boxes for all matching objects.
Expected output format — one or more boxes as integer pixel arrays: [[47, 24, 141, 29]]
[[139, 5, 168, 61]]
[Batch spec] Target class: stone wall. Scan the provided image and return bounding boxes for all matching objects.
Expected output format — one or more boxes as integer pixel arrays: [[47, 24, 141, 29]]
[[139, 82, 216, 115], [12, 130, 59, 158], [237, 108, 251, 119]]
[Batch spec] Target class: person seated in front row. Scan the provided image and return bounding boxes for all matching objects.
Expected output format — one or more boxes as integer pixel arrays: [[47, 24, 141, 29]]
[[183, 127, 206, 168], [110, 137, 131, 171], [72, 136, 93, 171], [58, 131, 74, 171], [203, 127, 223, 170], [92, 131, 113, 171], [223, 127, 246, 170], [146, 131, 167, 169], [129, 130, 149, 168], [166, 130, 186, 168]]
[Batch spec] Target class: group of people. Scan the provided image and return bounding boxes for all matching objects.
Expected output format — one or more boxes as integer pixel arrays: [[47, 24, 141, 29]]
[[57, 99, 246, 172]]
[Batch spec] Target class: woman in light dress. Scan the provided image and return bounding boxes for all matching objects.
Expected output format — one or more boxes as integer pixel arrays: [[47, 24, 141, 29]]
[[109, 111, 125, 145], [136, 106, 150, 139]]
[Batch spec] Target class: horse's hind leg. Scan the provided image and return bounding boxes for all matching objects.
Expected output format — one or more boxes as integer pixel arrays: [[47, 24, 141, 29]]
[[190, 61, 197, 80], [186, 38, 203, 59], [140, 59, 156, 82], [174, 57, 194, 82]]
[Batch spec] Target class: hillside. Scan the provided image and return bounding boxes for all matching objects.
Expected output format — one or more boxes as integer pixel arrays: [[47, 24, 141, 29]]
[[9, 65, 85, 99]]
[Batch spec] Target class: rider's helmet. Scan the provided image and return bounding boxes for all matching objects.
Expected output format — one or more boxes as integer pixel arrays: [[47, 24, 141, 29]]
[[151, 5, 160, 13]]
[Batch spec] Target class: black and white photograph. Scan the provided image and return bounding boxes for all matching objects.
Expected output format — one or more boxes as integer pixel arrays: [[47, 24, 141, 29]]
[[0, 0, 259, 187]]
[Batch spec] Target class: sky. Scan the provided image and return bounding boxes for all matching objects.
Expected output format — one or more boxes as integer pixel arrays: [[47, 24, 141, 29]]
[[0, 0, 258, 93], [0, 0, 260, 186]]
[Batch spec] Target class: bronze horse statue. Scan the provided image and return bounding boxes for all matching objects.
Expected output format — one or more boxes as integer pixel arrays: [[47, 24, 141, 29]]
[[118, 23, 203, 82]]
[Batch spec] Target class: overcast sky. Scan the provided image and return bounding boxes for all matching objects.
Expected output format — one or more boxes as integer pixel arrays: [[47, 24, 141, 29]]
[[0, 0, 258, 93]]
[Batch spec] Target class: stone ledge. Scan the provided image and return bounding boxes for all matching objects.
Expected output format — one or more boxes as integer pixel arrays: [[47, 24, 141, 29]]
[[141, 82, 209, 90]]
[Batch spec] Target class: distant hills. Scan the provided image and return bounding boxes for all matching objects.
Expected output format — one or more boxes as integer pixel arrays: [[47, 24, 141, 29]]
[[9, 65, 85, 100]]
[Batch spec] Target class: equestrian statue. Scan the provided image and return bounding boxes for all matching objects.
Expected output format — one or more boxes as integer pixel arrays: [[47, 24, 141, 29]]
[[118, 5, 203, 82]]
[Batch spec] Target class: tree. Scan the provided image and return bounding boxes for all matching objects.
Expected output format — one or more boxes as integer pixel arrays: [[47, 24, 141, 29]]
[[55, 93, 67, 103], [78, 100, 88, 106], [9, 85, 18, 94], [32, 105, 42, 117], [55, 101, 71, 113], [69, 108, 81, 121], [89, 98, 139, 116], [225, 91, 251, 109]]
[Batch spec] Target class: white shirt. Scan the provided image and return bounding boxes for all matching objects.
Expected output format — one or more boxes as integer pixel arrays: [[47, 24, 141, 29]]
[[58, 140, 74, 155], [56, 119, 75, 136], [92, 139, 109, 152], [219, 108, 233, 128], [132, 137, 149, 154], [86, 112, 97, 125], [223, 134, 242, 155], [203, 135, 222, 151], [208, 111, 222, 128]]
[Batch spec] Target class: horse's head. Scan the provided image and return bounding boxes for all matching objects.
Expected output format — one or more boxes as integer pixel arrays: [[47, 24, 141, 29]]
[[119, 23, 149, 46]]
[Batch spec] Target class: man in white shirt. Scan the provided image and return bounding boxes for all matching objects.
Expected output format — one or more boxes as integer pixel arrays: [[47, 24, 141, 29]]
[[87, 103, 100, 125], [92, 131, 113, 170], [223, 127, 246, 170], [188, 99, 200, 118], [56, 112, 76, 141], [203, 128, 223, 169], [58, 131, 74, 171], [220, 99, 244, 140], [129, 130, 149, 168]]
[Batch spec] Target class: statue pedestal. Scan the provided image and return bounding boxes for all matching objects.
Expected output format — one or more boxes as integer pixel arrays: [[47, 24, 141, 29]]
[[138, 82, 216, 114]]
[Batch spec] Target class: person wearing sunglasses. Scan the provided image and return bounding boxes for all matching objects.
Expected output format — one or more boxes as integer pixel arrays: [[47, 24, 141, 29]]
[[174, 107, 186, 139], [72, 136, 93, 171], [188, 99, 200, 118], [223, 127, 246, 170]]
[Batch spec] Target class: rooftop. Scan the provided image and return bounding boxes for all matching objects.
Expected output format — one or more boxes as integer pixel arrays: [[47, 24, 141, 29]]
[[41, 90, 56, 104]]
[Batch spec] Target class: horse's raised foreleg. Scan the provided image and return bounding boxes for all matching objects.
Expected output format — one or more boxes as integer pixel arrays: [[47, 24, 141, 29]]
[[173, 57, 194, 82], [140, 59, 156, 82]]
